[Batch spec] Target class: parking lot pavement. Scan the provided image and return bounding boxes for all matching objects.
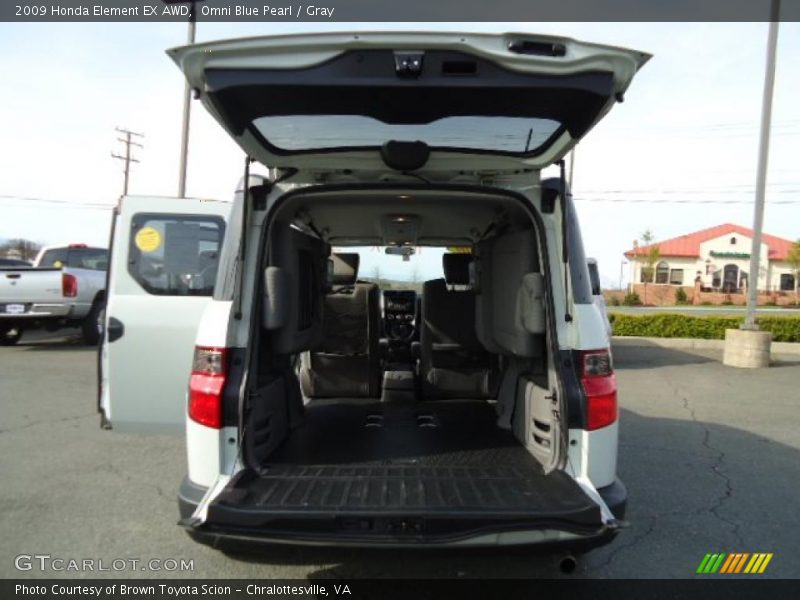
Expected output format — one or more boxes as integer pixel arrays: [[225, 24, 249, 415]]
[[1, 332, 799, 579]]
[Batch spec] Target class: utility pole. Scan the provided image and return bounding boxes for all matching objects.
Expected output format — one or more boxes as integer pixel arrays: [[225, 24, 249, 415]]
[[111, 127, 144, 196], [164, 0, 204, 198], [744, 1, 780, 331]]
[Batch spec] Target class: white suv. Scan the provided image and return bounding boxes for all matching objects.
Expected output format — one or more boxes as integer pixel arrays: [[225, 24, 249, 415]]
[[100, 31, 648, 551]]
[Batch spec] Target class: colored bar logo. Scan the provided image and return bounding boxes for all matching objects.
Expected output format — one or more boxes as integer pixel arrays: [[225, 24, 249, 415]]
[[696, 553, 773, 574]]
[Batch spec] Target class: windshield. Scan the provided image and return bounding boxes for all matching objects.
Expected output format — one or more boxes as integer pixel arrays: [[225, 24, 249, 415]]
[[334, 246, 448, 291], [254, 115, 562, 153]]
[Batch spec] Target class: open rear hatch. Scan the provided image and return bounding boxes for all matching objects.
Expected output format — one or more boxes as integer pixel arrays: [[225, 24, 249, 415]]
[[187, 401, 608, 544], [169, 31, 649, 174]]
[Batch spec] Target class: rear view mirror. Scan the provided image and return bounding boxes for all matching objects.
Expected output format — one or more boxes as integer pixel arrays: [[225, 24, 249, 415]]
[[385, 246, 415, 262]]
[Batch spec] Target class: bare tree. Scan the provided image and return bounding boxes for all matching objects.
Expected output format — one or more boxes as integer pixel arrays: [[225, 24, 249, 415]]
[[787, 239, 800, 306], [638, 230, 660, 305], [0, 238, 41, 262]]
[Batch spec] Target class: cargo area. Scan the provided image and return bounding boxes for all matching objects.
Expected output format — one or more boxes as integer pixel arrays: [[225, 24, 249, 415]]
[[194, 185, 607, 543], [206, 399, 603, 540]]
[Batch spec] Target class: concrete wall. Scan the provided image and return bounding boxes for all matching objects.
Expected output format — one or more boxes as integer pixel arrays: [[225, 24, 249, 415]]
[[605, 284, 798, 307]]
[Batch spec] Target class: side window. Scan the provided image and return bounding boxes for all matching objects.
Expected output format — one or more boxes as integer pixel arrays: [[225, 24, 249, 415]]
[[38, 248, 68, 268], [128, 214, 225, 296]]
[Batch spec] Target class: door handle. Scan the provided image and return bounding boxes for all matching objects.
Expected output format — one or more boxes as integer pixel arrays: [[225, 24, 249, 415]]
[[107, 317, 124, 342]]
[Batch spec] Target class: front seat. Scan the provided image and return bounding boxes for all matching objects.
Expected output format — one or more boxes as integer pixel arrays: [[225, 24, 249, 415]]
[[299, 253, 381, 398], [419, 253, 500, 399]]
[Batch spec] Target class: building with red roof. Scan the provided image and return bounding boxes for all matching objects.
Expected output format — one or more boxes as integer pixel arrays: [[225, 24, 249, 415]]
[[624, 223, 797, 293]]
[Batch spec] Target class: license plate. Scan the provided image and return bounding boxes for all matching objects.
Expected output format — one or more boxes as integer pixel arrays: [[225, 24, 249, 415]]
[[3, 304, 25, 314]]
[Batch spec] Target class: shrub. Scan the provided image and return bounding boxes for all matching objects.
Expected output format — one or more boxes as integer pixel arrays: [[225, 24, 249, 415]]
[[674, 287, 689, 305], [610, 314, 800, 343], [609, 296, 621, 307], [701, 301, 713, 306], [622, 292, 642, 306]]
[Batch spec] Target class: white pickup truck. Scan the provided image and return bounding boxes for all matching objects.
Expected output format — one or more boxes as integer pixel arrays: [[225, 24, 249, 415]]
[[0, 244, 108, 345]]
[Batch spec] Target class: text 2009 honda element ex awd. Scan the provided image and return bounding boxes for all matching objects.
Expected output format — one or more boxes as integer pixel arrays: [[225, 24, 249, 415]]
[[98, 31, 649, 551]]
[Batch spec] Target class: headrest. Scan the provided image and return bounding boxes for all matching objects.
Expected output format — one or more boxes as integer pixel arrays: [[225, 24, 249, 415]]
[[442, 253, 473, 286], [331, 253, 359, 285]]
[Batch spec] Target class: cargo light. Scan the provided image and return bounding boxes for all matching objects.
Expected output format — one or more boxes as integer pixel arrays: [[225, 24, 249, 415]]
[[579, 349, 618, 431], [188, 346, 227, 429]]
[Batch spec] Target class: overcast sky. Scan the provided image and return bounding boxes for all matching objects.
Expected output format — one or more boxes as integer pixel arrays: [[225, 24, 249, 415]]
[[0, 22, 798, 286]]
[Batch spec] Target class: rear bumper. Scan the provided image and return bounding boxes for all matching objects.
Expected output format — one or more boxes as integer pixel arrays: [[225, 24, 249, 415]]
[[177, 475, 627, 550], [0, 302, 89, 320]]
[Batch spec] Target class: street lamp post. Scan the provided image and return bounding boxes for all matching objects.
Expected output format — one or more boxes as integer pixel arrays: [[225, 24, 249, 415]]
[[723, 0, 780, 369], [743, 4, 780, 330]]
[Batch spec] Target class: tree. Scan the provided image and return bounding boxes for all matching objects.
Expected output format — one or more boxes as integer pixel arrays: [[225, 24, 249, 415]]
[[638, 230, 660, 305], [787, 239, 800, 306], [0, 238, 41, 262]]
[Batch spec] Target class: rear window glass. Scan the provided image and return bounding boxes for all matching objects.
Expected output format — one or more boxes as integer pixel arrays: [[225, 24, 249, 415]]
[[68, 248, 108, 270], [253, 115, 562, 153], [128, 214, 225, 296], [38, 247, 108, 270]]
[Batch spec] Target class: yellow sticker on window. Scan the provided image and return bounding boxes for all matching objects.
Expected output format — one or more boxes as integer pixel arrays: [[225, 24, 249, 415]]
[[134, 226, 162, 253]]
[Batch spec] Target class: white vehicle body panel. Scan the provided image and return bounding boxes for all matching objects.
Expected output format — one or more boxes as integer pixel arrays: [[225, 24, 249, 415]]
[[100, 195, 231, 433]]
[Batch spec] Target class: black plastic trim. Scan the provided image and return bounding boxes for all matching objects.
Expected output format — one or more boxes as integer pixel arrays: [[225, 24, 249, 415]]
[[178, 476, 208, 521], [222, 348, 246, 427], [204, 49, 616, 157], [597, 478, 628, 520]]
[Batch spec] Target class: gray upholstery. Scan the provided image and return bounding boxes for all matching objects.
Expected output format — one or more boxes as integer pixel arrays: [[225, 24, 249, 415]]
[[267, 226, 329, 354], [475, 230, 545, 357], [300, 253, 381, 398], [420, 254, 500, 399]]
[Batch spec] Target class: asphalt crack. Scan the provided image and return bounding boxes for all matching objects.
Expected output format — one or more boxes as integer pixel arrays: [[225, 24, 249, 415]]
[[586, 515, 658, 574], [661, 374, 745, 548], [0, 412, 95, 434]]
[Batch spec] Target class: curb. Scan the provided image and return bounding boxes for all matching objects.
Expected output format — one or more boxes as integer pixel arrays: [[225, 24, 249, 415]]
[[611, 336, 800, 356]]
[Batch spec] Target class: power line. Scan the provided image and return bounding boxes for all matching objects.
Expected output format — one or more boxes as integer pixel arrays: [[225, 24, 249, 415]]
[[111, 127, 143, 196], [573, 196, 800, 205]]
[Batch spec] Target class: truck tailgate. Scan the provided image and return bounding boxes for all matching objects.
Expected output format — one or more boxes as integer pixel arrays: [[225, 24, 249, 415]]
[[0, 268, 63, 306]]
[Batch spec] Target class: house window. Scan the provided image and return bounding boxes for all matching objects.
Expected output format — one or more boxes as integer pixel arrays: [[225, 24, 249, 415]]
[[640, 266, 654, 283], [712, 270, 722, 288], [730, 236, 737, 245], [655, 261, 669, 284], [780, 273, 796, 291], [669, 269, 684, 285]]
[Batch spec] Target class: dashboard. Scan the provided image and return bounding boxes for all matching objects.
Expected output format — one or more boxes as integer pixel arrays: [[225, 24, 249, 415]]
[[382, 290, 417, 340]]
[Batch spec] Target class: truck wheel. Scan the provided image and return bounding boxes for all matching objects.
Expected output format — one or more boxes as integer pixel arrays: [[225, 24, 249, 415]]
[[0, 326, 23, 346], [82, 301, 103, 346]]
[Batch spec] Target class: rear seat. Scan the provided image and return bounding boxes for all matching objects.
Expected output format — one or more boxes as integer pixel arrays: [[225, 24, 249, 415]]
[[299, 253, 381, 398], [419, 253, 500, 399]]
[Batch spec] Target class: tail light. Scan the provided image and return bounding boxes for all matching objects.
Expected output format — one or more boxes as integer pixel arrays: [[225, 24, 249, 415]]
[[188, 346, 227, 429], [62, 272, 78, 297], [579, 349, 618, 431]]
